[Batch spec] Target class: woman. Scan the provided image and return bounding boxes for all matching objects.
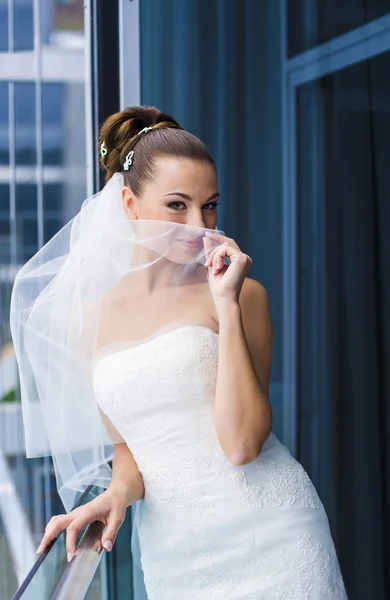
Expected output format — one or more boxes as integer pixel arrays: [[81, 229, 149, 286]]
[[12, 106, 347, 599]]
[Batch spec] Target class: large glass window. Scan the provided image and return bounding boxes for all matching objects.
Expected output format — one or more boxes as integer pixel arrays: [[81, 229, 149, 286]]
[[292, 32, 390, 595], [288, 0, 390, 56], [296, 48, 390, 476], [0, 1, 87, 597]]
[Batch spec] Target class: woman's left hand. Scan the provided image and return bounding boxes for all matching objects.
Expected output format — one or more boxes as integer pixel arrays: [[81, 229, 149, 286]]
[[203, 232, 252, 304]]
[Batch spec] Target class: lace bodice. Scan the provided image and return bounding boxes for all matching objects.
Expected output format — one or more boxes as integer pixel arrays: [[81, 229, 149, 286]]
[[93, 325, 219, 465], [92, 325, 347, 600]]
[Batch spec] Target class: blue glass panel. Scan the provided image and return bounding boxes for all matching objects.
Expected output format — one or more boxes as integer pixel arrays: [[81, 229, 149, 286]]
[[288, 0, 390, 57], [0, 83, 9, 166], [0, 4, 8, 51], [14, 0, 34, 51], [42, 84, 65, 166], [15, 82, 36, 167]]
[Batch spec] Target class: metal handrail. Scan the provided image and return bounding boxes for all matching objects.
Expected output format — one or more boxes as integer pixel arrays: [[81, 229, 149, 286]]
[[51, 521, 106, 600], [12, 485, 105, 600]]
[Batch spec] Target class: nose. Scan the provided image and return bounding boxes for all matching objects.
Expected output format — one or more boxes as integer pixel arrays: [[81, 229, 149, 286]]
[[186, 211, 206, 229]]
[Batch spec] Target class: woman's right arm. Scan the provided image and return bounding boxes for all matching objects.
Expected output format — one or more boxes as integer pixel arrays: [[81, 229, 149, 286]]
[[36, 443, 144, 560]]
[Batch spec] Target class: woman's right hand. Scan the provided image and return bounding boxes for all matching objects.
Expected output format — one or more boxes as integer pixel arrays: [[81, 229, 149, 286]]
[[36, 483, 129, 561]]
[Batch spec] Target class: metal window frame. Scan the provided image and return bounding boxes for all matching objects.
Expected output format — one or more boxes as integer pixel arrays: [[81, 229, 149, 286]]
[[119, 0, 141, 109], [117, 5, 141, 599], [0, 52, 85, 83], [1, 1, 94, 595], [281, 5, 390, 455], [89, 0, 120, 194]]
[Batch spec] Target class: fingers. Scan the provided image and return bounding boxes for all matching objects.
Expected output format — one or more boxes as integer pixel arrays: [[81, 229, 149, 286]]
[[37, 492, 126, 563], [214, 251, 225, 273], [206, 248, 226, 274], [203, 236, 220, 274], [36, 514, 71, 555], [101, 511, 124, 553], [205, 231, 237, 246], [205, 242, 236, 274], [37, 507, 92, 560], [203, 235, 215, 258], [65, 517, 88, 559], [65, 503, 101, 559], [38, 509, 124, 562]]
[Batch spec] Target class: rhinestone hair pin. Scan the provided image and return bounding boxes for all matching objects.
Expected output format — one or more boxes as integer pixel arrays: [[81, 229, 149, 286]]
[[122, 125, 157, 170], [138, 126, 154, 135], [123, 150, 134, 171], [100, 141, 107, 157]]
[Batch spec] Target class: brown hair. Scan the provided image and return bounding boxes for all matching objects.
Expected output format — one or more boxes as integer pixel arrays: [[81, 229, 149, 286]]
[[99, 105, 216, 194]]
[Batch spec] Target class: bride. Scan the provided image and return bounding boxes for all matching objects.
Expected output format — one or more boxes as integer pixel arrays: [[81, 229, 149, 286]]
[[11, 106, 347, 599]]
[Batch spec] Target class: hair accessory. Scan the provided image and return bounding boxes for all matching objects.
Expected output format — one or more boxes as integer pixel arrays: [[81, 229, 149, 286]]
[[138, 126, 155, 135], [100, 141, 108, 157], [123, 150, 134, 171], [122, 125, 160, 170]]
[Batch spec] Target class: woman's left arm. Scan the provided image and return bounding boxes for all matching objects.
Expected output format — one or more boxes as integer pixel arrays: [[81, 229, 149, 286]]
[[204, 233, 273, 466]]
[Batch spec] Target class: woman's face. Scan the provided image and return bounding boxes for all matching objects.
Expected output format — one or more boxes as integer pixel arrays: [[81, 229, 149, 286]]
[[122, 157, 220, 230]]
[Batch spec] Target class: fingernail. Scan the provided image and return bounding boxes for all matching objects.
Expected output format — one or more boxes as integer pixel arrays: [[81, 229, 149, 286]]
[[67, 552, 73, 562], [103, 540, 113, 551], [36, 545, 42, 554]]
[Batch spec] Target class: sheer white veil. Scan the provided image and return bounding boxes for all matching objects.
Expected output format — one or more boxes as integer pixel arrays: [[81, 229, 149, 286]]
[[9, 172, 224, 566]]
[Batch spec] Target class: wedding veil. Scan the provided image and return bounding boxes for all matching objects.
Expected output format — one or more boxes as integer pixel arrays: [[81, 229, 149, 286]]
[[9, 172, 223, 559]]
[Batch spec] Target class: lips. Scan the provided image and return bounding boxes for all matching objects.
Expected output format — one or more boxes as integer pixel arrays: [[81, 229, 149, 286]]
[[176, 236, 204, 248]]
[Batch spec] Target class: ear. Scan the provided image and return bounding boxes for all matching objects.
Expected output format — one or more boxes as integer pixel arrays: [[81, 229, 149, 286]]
[[122, 186, 138, 219]]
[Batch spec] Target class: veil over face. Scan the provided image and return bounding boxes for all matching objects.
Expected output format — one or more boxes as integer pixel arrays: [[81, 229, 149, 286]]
[[10, 173, 224, 512]]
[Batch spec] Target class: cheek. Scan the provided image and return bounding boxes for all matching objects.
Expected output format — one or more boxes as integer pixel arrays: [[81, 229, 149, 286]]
[[204, 213, 218, 228], [139, 205, 187, 224], [137, 205, 167, 220]]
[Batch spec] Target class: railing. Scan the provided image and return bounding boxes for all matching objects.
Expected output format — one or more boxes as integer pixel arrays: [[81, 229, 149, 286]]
[[51, 520, 105, 600], [13, 485, 106, 600]]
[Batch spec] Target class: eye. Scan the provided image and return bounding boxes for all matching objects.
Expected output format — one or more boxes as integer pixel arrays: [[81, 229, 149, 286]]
[[203, 202, 220, 211], [167, 201, 187, 210]]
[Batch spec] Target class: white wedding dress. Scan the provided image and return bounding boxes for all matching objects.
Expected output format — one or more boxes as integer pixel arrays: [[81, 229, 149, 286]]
[[93, 324, 347, 599]]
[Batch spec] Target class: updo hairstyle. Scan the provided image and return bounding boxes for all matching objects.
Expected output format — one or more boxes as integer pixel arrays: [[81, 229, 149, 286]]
[[99, 105, 215, 195]]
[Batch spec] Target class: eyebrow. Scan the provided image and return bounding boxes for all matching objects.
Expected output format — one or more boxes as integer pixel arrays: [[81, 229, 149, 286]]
[[163, 192, 220, 202]]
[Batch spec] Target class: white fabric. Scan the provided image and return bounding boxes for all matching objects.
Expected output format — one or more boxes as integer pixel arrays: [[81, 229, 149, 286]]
[[9, 173, 225, 513], [93, 324, 348, 600]]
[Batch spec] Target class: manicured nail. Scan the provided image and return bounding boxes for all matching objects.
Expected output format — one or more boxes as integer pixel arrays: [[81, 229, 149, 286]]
[[67, 552, 73, 562], [36, 545, 42, 554], [103, 540, 113, 551]]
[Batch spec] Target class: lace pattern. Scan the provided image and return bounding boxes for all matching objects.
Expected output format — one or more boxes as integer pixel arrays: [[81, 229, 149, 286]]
[[93, 326, 347, 599], [255, 533, 347, 599], [224, 460, 323, 510]]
